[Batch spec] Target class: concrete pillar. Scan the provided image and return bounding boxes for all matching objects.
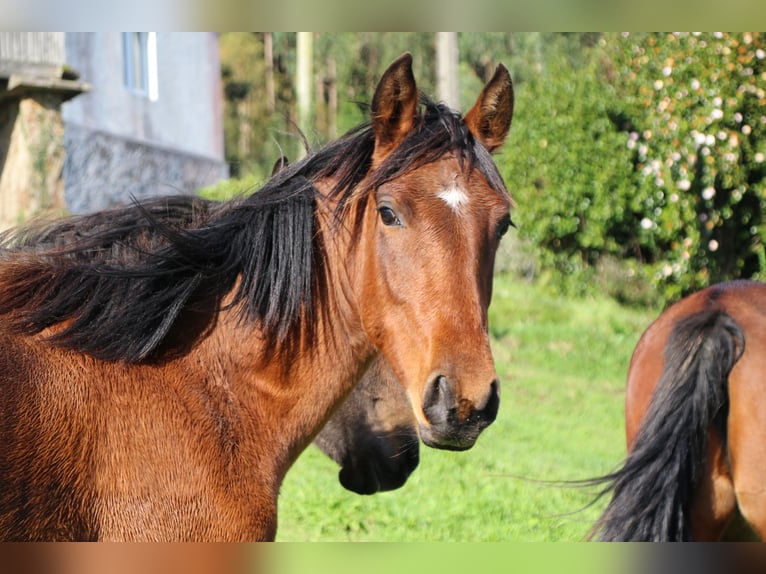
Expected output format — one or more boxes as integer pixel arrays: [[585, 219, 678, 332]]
[[0, 73, 88, 229]]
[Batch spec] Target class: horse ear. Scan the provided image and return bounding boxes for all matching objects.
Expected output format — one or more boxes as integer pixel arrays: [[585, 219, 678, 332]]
[[371, 53, 419, 160], [464, 64, 514, 153], [271, 155, 289, 176]]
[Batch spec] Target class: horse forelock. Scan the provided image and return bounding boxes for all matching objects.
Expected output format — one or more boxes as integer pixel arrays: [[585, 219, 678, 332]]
[[356, 98, 509, 201], [296, 97, 510, 232]]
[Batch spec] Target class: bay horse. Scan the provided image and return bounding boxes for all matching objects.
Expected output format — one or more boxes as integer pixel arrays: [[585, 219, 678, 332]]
[[0, 53, 514, 541], [7, 192, 420, 496], [591, 280, 766, 541]]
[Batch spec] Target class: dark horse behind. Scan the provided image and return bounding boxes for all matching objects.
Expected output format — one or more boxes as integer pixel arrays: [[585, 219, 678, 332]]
[[0, 53, 515, 541]]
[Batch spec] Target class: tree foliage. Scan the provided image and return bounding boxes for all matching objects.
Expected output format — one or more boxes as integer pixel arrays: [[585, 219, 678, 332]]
[[610, 32, 766, 301], [500, 32, 766, 304], [219, 33, 438, 179]]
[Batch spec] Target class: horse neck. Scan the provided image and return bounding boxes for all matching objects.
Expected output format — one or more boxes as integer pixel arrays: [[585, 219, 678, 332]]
[[314, 180, 370, 336], [190, 195, 378, 481]]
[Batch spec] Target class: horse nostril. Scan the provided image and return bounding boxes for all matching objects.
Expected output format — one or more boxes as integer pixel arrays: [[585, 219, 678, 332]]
[[479, 379, 500, 423], [422, 375, 454, 426]]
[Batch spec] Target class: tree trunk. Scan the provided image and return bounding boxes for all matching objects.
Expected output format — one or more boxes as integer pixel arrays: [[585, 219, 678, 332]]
[[296, 32, 313, 156], [263, 32, 275, 114], [327, 56, 337, 140], [436, 32, 459, 109]]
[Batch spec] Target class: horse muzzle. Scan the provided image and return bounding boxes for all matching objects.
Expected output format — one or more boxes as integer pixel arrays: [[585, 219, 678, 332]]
[[419, 375, 499, 450], [338, 430, 420, 494]]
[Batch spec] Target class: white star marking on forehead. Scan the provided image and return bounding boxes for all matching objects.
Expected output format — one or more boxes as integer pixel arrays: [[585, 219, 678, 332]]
[[437, 183, 469, 213]]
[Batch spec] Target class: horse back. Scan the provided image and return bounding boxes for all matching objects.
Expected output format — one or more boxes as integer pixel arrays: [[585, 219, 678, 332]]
[[625, 280, 766, 443], [623, 280, 766, 540]]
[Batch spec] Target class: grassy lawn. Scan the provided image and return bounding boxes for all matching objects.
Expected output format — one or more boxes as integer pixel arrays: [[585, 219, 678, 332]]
[[276, 271, 656, 541]]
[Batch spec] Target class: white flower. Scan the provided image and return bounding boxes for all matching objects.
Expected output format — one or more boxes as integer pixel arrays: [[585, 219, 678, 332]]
[[757, 49, 765, 59], [755, 152, 765, 163], [641, 217, 654, 230], [691, 79, 700, 90], [702, 187, 716, 200], [662, 66, 672, 77], [705, 134, 716, 146], [677, 179, 691, 191], [654, 80, 664, 90], [708, 239, 719, 252], [711, 109, 724, 120], [734, 112, 743, 123], [742, 125, 752, 135]]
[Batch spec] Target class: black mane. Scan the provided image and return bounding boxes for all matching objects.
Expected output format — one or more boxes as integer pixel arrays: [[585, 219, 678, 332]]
[[0, 97, 508, 363]]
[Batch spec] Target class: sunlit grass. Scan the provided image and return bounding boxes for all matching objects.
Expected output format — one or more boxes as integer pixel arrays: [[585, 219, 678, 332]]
[[276, 272, 656, 541]]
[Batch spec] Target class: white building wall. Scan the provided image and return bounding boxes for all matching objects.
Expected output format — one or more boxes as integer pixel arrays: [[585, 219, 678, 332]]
[[62, 32, 224, 161], [61, 32, 227, 212]]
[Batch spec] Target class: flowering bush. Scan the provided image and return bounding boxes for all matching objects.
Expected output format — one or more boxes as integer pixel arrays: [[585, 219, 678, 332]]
[[501, 33, 766, 304], [611, 32, 766, 301]]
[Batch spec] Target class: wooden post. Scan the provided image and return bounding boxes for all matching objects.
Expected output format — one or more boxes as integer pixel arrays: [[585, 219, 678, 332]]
[[263, 32, 275, 114], [296, 32, 313, 157], [436, 32, 459, 110]]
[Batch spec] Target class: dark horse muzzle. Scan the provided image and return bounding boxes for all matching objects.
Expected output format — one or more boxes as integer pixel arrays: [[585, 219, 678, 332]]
[[338, 430, 420, 495]]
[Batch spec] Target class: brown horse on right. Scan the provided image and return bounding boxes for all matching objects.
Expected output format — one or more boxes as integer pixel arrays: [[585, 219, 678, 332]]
[[592, 280, 766, 541]]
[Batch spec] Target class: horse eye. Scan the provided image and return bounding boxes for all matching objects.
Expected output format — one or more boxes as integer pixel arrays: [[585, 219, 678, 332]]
[[496, 215, 513, 240], [378, 206, 401, 227]]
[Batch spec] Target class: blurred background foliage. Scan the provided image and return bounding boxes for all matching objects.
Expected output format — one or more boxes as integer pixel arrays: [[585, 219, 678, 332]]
[[215, 32, 766, 307]]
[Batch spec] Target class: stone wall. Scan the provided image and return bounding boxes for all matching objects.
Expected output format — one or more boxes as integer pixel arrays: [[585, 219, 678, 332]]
[[64, 122, 228, 213]]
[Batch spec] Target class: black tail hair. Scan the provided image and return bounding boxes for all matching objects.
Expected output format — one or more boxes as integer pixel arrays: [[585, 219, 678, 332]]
[[589, 308, 744, 541]]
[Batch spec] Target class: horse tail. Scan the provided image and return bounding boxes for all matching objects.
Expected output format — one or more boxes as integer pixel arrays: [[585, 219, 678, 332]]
[[590, 307, 744, 541]]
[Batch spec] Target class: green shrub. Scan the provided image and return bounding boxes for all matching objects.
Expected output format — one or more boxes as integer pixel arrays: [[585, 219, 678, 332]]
[[500, 33, 766, 305]]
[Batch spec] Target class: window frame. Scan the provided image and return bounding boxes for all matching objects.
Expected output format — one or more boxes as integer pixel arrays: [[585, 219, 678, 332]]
[[122, 32, 158, 101]]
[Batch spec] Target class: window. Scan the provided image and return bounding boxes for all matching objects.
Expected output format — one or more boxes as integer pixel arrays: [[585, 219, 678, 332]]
[[122, 32, 158, 101]]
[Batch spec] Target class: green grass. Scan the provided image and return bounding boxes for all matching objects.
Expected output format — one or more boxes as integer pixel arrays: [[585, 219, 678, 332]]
[[275, 272, 656, 541]]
